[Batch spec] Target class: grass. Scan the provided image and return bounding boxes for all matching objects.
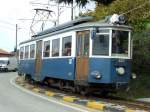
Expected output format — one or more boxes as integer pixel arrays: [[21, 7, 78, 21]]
[[116, 72, 150, 100]]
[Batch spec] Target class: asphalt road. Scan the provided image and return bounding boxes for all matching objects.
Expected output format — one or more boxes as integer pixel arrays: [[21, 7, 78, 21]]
[[0, 72, 98, 112]]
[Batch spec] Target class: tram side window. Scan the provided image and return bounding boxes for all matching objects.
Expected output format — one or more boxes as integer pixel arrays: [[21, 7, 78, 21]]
[[92, 34, 109, 55], [25, 45, 29, 59], [52, 39, 60, 57], [20, 47, 24, 59], [30, 44, 35, 58], [62, 36, 72, 56], [43, 41, 50, 57]]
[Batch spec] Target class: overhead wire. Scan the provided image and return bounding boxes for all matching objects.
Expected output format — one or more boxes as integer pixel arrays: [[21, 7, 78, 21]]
[[0, 19, 16, 31], [0, 20, 15, 26], [120, 0, 149, 15]]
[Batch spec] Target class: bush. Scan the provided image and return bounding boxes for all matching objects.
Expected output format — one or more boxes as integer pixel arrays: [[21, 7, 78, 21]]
[[132, 31, 150, 74]]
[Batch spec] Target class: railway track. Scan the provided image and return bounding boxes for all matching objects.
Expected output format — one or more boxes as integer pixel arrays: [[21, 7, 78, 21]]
[[92, 95, 150, 111], [16, 76, 150, 112]]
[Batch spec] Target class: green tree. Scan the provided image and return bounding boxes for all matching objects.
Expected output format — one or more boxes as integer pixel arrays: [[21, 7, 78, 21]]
[[58, 0, 114, 7], [88, 0, 150, 32], [132, 31, 150, 74]]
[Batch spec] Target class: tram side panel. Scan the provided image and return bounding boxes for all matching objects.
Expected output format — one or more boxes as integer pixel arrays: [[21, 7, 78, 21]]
[[88, 58, 111, 83], [19, 59, 35, 77], [40, 58, 75, 81]]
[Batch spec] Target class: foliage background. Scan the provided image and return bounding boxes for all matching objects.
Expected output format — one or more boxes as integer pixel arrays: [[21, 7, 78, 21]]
[[88, 0, 150, 31]]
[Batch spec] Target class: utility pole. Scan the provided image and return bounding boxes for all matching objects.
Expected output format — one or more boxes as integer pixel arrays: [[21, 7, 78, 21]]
[[57, 0, 60, 25], [71, 2, 73, 20], [15, 24, 18, 56]]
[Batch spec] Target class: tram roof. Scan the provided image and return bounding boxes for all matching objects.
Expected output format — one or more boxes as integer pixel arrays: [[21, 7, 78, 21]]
[[20, 16, 132, 45], [34, 16, 94, 37]]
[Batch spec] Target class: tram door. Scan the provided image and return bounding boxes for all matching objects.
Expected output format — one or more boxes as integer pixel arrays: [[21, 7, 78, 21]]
[[76, 31, 90, 83], [35, 40, 43, 81]]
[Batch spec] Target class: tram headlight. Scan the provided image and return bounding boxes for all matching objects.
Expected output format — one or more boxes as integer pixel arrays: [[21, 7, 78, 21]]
[[91, 71, 102, 79], [131, 73, 137, 79], [116, 67, 125, 75]]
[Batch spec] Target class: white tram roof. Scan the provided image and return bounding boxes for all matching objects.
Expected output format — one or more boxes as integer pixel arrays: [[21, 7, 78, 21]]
[[20, 16, 132, 45]]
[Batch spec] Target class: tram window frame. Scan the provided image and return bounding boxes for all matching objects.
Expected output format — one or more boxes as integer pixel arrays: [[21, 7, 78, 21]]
[[43, 40, 50, 57], [20, 47, 24, 59], [25, 45, 29, 59], [52, 38, 60, 57], [92, 34, 109, 56], [62, 36, 72, 56], [30, 44, 35, 58], [111, 30, 129, 57]]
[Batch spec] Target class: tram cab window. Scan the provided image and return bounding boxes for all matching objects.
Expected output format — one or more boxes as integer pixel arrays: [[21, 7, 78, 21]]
[[30, 44, 35, 58], [20, 47, 24, 59], [43, 41, 50, 57], [92, 34, 109, 55], [62, 36, 72, 56], [52, 39, 60, 57], [25, 45, 29, 59], [112, 30, 129, 57]]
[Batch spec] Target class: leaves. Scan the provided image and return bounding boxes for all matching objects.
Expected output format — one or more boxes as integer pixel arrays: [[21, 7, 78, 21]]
[[89, 0, 150, 31], [58, 0, 114, 7], [132, 31, 150, 73]]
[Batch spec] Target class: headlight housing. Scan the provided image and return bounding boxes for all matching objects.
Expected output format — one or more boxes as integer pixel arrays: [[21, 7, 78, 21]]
[[116, 67, 125, 75], [91, 71, 102, 79]]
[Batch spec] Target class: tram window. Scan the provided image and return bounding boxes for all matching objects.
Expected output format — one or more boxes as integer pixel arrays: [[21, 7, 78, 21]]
[[62, 36, 72, 56], [83, 33, 89, 56], [76, 32, 89, 56], [20, 47, 24, 59], [76, 34, 83, 56], [30, 44, 35, 58], [112, 30, 128, 56], [25, 45, 29, 59], [92, 34, 109, 55], [43, 41, 50, 57], [52, 39, 60, 57]]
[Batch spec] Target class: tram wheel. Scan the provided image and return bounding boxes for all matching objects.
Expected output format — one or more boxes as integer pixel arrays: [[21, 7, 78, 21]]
[[77, 86, 89, 96], [101, 90, 109, 97], [25, 75, 31, 82], [59, 80, 64, 90], [25, 75, 34, 84]]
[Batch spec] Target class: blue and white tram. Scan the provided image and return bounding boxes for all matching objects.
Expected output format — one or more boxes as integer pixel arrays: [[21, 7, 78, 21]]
[[18, 16, 132, 94]]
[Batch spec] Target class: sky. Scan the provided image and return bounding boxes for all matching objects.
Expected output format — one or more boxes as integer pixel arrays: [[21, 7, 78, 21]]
[[0, 0, 95, 52]]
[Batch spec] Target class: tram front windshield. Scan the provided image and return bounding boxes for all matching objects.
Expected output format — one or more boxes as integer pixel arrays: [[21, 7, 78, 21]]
[[92, 29, 129, 58], [112, 30, 129, 57]]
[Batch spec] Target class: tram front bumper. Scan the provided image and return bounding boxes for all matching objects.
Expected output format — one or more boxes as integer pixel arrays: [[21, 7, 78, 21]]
[[115, 82, 129, 90]]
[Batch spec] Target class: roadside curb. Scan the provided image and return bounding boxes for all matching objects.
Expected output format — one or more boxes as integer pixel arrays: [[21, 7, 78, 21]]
[[16, 79, 147, 112], [30, 87, 146, 112]]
